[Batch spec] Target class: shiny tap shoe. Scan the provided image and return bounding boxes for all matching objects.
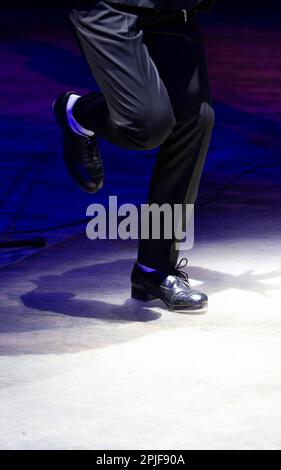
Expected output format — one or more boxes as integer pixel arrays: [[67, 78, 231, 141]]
[[53, 92, 104, 194], [131, 259, 208, 313]]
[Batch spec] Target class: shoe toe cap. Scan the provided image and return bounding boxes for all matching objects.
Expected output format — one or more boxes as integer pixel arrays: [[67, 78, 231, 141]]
[[173, 290, 208, 309], [188, 291, 208, 307], [80, 177, 104, 194]]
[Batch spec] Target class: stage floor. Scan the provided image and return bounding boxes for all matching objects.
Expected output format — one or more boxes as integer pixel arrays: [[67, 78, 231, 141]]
[[0, 6, 281, 450], [1, 202, 281, 450]]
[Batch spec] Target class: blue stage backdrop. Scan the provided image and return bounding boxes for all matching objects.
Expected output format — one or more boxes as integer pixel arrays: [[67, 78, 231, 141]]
[[0, 2, 280, 263]]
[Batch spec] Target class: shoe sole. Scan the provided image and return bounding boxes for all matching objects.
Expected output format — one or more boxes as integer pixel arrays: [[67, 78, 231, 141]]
[[131, 285, 208, 313]]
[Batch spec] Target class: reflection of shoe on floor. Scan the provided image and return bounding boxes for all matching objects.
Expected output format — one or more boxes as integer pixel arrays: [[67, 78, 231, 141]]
[[53, 91, 104, 194], [131, 259, 208, 312]]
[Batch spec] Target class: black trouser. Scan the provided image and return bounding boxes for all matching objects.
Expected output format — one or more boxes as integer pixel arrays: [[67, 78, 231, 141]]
[[70, 0, 215, 271]]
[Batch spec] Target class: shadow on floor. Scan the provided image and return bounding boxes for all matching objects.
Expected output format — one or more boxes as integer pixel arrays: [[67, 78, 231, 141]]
[[21, 257, 281, 320], [0, 259, 279, 356]]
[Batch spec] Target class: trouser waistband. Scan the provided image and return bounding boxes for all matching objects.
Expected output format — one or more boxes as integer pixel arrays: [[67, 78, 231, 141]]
[[106, 2, 195, 23]]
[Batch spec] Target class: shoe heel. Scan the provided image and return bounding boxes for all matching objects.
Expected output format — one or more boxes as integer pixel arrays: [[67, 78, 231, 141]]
[[131, 286, 155, 302]]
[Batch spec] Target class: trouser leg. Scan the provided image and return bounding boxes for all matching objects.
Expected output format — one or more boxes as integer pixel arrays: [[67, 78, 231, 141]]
[[69, 1, 176, 150], [137, 14, 215, 270], [70, 2, 215, 271], [137, 103, 215, 271]]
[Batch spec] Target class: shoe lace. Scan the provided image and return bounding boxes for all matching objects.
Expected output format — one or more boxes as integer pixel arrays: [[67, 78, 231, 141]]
[[172, 258, 190, 286], [82, 137, 100, 166]]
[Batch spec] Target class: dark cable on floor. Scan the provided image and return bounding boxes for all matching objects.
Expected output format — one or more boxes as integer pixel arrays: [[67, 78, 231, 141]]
[[198, 160, 281, 207], [1, 160, 281, 236], [1, 218, 88, 236]]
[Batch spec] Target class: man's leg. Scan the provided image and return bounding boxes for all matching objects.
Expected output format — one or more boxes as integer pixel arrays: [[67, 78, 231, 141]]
[[69, 1, 176, 150], [67, 3, 213, 311], [137, 12, 215, 271], [54, 1, 176, 192]]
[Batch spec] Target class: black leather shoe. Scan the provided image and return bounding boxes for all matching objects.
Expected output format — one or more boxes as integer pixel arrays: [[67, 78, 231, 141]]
[[53, 92, 104, 194], [131, 259, 208, 312]]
